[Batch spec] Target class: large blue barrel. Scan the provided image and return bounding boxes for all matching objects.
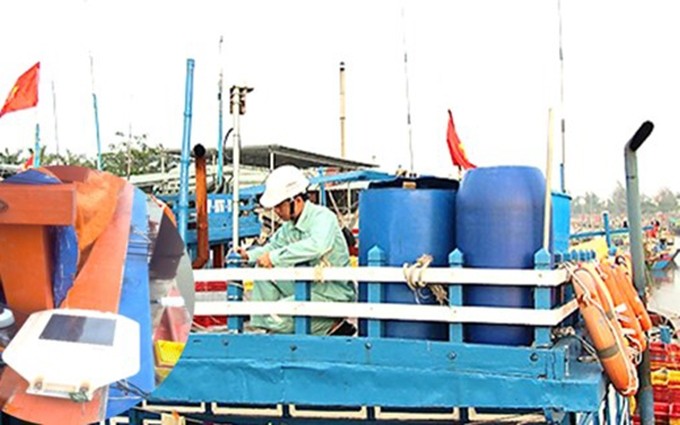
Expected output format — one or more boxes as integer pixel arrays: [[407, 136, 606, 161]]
[[456, 166, 546, 346], [358, 178, 457, 341]]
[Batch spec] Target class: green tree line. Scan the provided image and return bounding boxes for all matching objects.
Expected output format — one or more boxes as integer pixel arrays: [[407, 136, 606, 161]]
[[0, 134, 179, 178], [573, 181, 679, 216]]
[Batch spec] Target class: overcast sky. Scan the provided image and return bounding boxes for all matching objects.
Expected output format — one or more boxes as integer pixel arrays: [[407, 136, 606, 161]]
[[0, 0, 677, 198]]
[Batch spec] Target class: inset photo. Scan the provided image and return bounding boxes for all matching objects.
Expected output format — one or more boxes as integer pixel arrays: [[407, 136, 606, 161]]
[[0, 165, 194, 424]]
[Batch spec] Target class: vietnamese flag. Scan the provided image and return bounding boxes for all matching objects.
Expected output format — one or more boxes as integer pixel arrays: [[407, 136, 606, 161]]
[[0, 62, 40, 118], [446, 109, 476, 170], [19, 150, 34, 171]]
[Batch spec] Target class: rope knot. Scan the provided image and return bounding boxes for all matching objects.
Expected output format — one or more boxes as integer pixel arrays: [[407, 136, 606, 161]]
[[402, 254, 447, 305]]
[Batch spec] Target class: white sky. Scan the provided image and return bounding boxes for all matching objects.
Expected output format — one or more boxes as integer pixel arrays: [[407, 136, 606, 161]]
[[0, 0, 677, 199]]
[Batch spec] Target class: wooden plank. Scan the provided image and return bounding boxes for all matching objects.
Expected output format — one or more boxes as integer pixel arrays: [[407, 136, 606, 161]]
[[194, 267, 569, 287], [61, 183, 133, 312], [0, 225, 55, 313], [0, 183, 76, 225]]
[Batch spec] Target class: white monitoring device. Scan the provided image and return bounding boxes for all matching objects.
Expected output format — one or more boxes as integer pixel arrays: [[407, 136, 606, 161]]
[[2, 308, 140, 401]]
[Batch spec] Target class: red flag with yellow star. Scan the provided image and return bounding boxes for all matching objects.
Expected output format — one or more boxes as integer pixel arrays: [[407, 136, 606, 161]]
[[0, 62, 40, 118], [446, 109, 476, 170]]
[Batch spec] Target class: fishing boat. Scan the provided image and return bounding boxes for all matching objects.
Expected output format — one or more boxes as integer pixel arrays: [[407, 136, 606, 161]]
[[85, 60, 664, 424]]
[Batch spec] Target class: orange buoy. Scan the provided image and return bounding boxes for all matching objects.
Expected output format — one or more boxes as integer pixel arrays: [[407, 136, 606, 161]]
[[612, 258, 653, 332], [598, 260, 647, 353], [571, 266, 639, 396]]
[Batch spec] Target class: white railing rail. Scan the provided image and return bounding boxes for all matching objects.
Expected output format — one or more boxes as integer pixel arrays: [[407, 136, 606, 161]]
[[193, 266, 576, 327], [194, 267, 568, 287]]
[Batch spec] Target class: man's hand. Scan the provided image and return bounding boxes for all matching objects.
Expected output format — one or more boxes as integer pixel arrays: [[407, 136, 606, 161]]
[[256, 252, 274, 268], [235, 247, 249, 261]]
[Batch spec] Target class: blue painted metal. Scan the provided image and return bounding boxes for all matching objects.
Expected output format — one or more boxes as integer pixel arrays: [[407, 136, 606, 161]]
[[358, 178, 457, 340], [318, 167, 326, 206], [448, 249, 464, 342], [106, 188, 155, 417], [552, 191, 572, 253], [162, 193, 262, 245], [652, 249, 680, 271], [294, 281, 311, 335], [33, 122, 40, 167], [178, 58, 195, 243], [367, 245, 386, 338], [570, 225, 652, 240], [457, 166, 545, 346], [602, 211, 611, 248], [151, 334, 603, 411], [161, 169, 394, 251], [533, 248, 553, 347], [92, 93, 102, 170], [226, 251, 244, 331]]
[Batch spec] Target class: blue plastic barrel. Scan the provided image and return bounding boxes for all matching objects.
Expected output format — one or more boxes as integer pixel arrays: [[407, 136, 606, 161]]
[[358, 178, 457, 341], [456, 166, 546, 346]]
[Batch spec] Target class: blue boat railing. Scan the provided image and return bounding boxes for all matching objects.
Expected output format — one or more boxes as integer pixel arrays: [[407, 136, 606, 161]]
[[156, 169, 396, 248], [138, 247, 629, 425]]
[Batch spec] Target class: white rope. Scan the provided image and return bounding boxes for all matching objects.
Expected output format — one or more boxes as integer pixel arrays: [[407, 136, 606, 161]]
[[402, 254, 448, 305]]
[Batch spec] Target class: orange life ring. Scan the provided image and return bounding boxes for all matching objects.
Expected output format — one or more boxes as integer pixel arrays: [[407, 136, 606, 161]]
[[572, 266, 639, 396], [597, 261, 646, 353], [612, 258, 653, 332]]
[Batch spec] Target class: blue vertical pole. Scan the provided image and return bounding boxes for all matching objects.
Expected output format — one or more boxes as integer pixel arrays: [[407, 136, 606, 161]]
[[178, 58, 195, 243], [92, 93, 102, 170], [33, 123, 40, 167], [217, 36, 224, 188], [318, 167, 326, 206], [603, 211, 611, 249], [227, 251, 244, 331]]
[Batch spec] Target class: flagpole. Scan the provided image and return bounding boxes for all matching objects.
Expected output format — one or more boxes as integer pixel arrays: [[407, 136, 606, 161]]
[[400, 2, 414, 172], [217, 35, 225, 188], [34, 65, 41, 167], [557, 0, 567, 192], [50, 80, 60, 161], [34, 122, 41, 167], [89, 54, 102, 170]]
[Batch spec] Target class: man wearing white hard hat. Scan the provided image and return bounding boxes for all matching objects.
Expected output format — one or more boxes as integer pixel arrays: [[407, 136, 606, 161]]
[[236, 165, 356, 335]]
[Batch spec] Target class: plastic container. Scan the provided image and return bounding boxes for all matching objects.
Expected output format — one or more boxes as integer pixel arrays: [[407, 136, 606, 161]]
[[358, 177, 457, 341], [456, 166, 546, 346]]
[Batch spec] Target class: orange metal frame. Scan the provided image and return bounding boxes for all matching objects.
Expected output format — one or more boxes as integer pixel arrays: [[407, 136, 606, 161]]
[[0, 168, 135, 424]]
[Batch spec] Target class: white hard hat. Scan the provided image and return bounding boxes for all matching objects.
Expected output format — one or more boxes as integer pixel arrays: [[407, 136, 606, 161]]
[[259, 165, 310, 208]]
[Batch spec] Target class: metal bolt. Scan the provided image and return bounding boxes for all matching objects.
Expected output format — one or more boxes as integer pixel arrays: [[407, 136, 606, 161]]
[[222, 339, 229, 346], [290, 345, 297, 352], [530, 353, 539, 362], [448, 352, 457, 360], [365, 342, 372, 350]]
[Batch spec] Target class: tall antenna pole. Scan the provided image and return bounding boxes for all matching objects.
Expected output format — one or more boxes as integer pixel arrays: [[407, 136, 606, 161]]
[[89, 54, 103, 170], [557, 0, 566, 192], [400, 4, 414, 172], [50, 80, 60, 160], [339, 61, 346, 158], [217, 36, 225, 188], [230, 85, 254, 247]]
